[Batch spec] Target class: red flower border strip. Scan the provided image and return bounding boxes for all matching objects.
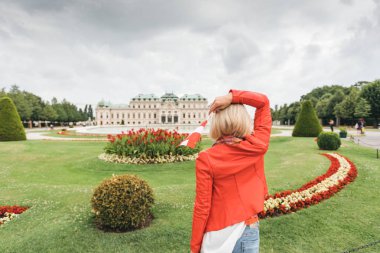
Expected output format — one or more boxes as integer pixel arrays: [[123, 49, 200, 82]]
[[0, 205, 29, 225], [258, 153, 357, 219]]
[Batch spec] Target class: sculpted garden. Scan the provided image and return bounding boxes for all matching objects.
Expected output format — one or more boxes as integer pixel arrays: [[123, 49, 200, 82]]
[[0, 91, 379, 253]]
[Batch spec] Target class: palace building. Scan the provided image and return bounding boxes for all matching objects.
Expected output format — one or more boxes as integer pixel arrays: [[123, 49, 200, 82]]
[[96, 92, 209, 126]]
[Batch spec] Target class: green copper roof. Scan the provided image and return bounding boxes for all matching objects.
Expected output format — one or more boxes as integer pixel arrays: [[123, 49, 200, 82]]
[[132, 94, 160, 101], [161, 92, 179, 99], [97, 99, 112, 107], [180, 94, 207, 101]]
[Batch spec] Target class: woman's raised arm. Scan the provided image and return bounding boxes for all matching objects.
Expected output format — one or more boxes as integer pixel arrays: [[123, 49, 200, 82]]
[[228, 89, 272, 155]]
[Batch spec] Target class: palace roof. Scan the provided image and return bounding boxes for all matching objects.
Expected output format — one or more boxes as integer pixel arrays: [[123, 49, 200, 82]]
[[132, 94, 160, 101], [180, 94, 207, 101], [97, 92, 207, 108]]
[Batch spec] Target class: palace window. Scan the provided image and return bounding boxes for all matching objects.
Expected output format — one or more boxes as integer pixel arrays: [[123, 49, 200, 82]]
[[111, 114, 113, 119], [154, 113, 156, 118], [117, 114, 119, 119], [138, 105, 140, 108], [133, 105, 135, 108], [133, 113, 135, 118], [183, 105, 185, 108], [143, 113, 146, 118], [138, 113, 140, 118], [154, 105, 156, 108], [149, 113, 151, 118], [143, 105, 145, 108], [183, 113, 185, 118], [149, 105, 151, 108], [193, 113, 196, 118]]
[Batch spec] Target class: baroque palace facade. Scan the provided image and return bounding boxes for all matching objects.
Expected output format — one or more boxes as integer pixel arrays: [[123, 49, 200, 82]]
[[96, 92, 209, 126]]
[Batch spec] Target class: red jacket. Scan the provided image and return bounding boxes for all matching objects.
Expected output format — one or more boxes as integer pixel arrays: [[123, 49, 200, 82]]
[[190, 89, 272, 253]]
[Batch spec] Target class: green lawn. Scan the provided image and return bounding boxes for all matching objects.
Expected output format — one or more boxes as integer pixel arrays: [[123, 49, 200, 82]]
[[270, 129, 281, 135], [0, 137, 379, 252]]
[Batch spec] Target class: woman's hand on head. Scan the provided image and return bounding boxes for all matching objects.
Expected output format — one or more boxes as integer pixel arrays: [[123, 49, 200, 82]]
[[208, 92, 233, 115]]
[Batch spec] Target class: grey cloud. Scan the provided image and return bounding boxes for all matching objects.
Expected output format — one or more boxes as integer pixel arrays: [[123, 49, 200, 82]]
[[0, 0, 379, 108]]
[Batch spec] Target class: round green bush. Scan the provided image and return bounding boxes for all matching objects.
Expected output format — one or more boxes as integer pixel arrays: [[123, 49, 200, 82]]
[[317, 132, 341, 150], [292, 100, 323, 137], [91, 174, 154, 232], [0, 96, 26, 141]]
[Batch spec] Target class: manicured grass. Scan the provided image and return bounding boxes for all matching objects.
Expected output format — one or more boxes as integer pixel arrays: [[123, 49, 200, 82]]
[[0, 137, 379, 252]]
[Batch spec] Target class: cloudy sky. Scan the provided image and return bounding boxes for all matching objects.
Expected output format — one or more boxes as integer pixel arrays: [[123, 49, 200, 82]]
[[0, 0, 379, 109]]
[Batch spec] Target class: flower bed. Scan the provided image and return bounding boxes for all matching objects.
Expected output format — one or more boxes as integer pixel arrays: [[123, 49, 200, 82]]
[[0, 206, 28, 225], [259, 153, 357, 218], [100, 128, 200, 164]]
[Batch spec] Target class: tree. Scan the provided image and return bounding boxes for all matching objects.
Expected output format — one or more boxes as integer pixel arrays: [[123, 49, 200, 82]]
[[286, 102, 301, 125], [0, 88, 6, 97], [354, 98, 371, 118], [327, 90, 345, 125], [41, 103, 58, 122], [361, 80, 380, 127], [88, 105, 93, 120], [336, 88, 360, 123], [292, 100, 323, 137], [315, 93, 332, 118], [53, 103, 68, 123], [0, 97, 26, 141], [7, 85, 32, 121]]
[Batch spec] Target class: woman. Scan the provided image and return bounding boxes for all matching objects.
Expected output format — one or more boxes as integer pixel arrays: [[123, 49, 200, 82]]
[[190, 89, 272, 253]]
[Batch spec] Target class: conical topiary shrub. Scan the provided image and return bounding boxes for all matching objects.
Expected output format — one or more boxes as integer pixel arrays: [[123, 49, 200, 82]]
[[0, 96, 26, 141], [292, 100, 322, 137]]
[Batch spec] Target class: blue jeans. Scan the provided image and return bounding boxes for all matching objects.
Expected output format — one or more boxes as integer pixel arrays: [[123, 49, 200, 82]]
[[232, 221, 260, 253]]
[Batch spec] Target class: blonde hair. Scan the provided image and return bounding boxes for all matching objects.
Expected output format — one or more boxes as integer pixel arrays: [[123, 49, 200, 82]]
[[209, 104, 252, 140]]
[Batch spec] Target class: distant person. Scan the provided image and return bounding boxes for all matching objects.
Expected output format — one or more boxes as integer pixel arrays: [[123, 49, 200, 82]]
[[359, 118, 366, 134], [356, 120, 363, 134], [328, 119, 334, 132], [190, 89, 271, 253]]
